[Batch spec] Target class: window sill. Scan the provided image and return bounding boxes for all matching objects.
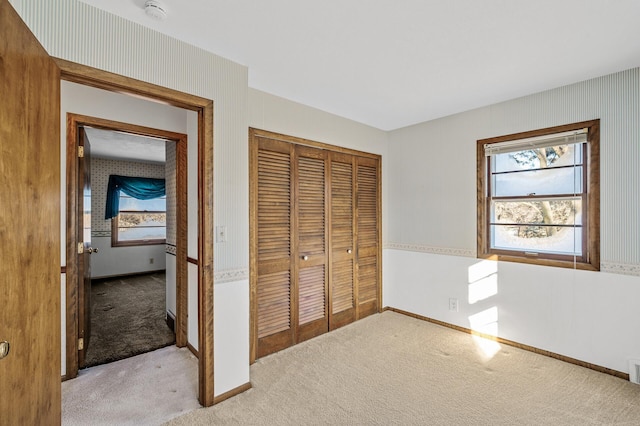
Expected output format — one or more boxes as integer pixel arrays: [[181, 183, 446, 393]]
[[477, 252, 600, 272], [112, 239, 167, 248]]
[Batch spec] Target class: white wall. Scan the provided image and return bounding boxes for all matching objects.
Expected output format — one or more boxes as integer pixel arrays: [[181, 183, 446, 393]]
[[385, 68, 640, 374], [90, 239, 166, 278], [214, 279, 249, 396]]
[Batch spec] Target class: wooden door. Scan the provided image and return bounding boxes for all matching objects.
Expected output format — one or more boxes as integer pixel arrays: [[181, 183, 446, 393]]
[[250, 128, 381, 362], [294, 146, 328, 342], [78, 128, 92, 367], [0, 0, 61, 423], [356, 156, 380, 319], [254, 137, 294, 358], [252, 138, 330, 357], [328, 152, 357, 330]]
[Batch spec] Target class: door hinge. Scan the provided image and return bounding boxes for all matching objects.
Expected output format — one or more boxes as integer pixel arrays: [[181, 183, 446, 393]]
[[78, 242, 84, 254], [78, 146, 84, 158], [78, 338, 84, 351]]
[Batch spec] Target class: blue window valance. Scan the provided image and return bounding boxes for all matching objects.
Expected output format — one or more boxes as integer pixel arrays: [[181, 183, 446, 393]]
[[105, 175, 166, 219]]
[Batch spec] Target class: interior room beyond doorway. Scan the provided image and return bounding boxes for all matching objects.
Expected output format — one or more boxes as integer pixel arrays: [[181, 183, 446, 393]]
[[82, 127, 175, 368]]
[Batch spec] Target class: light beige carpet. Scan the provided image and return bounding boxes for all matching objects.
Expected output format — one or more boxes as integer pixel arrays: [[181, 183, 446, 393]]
[[168, 311, 640, 425], [63, 346, 200, 425]]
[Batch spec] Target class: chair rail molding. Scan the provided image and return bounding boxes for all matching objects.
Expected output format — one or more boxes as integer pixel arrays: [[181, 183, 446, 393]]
[[384, 242, 475, 258], [384, 242, 640, 277], [214, 268, 249, 284], [600, 262, 640, 277]]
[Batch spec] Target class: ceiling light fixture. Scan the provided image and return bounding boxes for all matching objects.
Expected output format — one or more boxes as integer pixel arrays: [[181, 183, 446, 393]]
[[144, 0, 167, 21]]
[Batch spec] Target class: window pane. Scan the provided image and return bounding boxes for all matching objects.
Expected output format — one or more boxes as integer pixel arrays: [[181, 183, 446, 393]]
[[492, 199, 582, 226], [119, 195, 166, 211], [492, 166, 582, 197], [491, 224, 582, 256], [493, 143, 583, 173], [118, 226, 166, 241], [119, 212, 166, 228]]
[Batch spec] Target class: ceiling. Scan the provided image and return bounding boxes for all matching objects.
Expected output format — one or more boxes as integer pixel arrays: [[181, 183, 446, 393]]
[[84, 127, 166, 163], [79, 0, 640, 131]]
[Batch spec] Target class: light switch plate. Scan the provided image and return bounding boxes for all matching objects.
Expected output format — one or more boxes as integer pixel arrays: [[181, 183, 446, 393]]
[[216, 225, 227, 243]]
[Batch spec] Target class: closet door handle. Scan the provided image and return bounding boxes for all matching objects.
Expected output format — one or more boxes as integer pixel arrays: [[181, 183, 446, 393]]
[[302, 255, 309, 261], [347, 249, 352, 254]]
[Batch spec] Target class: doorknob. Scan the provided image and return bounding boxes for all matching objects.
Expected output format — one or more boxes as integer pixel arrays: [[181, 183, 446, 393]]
[[0, 341, 9, 360], [87, 247, 99, 254], [347, 249, 352, 254], [302, 255, 309, 261]]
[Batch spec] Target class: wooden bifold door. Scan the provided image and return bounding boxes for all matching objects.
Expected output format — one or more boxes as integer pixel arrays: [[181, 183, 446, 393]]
[[250, 129, 381, 362]]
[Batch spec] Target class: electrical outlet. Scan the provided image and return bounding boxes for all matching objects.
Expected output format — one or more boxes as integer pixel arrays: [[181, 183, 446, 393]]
[[449, 298, 459, 312], [216, 225, 227, 243]]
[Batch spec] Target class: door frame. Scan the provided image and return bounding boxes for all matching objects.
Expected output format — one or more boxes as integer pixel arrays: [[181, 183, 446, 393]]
[[66, 113, 189, 371], [58, 59, 215, 407]]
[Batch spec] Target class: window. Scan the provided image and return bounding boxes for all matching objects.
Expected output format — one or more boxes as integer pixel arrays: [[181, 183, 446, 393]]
[[477, 120, 599, 270], [112, 193, 166, 246]]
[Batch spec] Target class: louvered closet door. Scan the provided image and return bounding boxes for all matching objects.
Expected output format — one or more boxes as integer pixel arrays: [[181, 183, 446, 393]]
[[356, 156, 380, 319], [255, 137, 294, 358], [328, 152, 357, 330], [294, 145, 329, 342], [251, 128, 381, 362]]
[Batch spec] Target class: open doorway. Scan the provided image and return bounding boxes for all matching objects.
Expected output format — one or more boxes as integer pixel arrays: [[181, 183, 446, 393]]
[[65, 113, 189, 376], [79, 126, 177, 368], [58, 60, 215, 406]]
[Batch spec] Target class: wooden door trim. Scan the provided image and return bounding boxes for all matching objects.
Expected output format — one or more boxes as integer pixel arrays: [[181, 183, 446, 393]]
[[59, 61, 215, 407], [250, 128, 381, 160], [53, 59, 211, 111], [65, 114, 189, 374], [248, 133, 258, 364]]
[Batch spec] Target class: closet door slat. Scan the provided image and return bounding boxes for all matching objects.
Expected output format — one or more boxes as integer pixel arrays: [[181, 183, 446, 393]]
[[255, 138, 295, 358], [295, 146, 329, 343], [329, 153, 357, 329], [356, 158, 380, 319]]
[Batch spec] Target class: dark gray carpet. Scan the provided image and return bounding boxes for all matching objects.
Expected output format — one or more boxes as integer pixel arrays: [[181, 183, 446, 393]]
[[84, 271, 175, 368]]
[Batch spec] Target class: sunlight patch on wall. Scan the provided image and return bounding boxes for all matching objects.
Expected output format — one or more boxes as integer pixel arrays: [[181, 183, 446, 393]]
[[468, 260, 499, 304], [468, 306, 501, 360]]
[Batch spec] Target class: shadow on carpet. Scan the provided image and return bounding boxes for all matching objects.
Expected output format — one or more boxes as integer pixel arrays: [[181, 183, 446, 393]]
[[84, 272, 175, 368]]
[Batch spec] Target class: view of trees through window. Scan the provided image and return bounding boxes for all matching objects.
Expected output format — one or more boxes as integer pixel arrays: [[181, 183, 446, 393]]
[[478, 120, 599, 269], [489, 142, 584, 256]]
